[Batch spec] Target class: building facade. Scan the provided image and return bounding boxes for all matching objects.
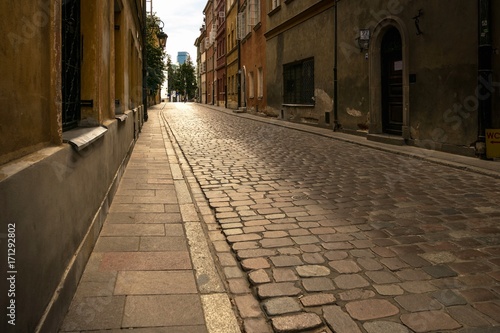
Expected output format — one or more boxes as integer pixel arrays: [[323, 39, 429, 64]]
[[195, 0, 499, 158], [266, 0, 335, 126], [0, 0, 147, 331], [226, 0, 239, 109], [177, 51, 189, 64], [204, 0, 215, 105], [195, 25, 207, 103], [336, 0, 500, 156], [239, 0, 267, 114], [215, 0, 227, 106]]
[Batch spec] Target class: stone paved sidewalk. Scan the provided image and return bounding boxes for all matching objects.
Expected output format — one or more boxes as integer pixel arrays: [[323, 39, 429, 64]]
[[59, 105, 246, 332]]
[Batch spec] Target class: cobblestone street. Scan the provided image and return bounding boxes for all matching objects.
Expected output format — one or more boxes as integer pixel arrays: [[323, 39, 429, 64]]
[[161, 102, 500, 333]]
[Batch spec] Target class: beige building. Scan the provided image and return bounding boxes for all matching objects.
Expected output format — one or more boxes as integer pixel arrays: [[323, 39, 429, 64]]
[[195, 26, 207, 103], [0, 0, 147, 331], [226, 0, 239, 110], [265, 0, 335, 126], [204, 0, 216, 105], [263, 0, 499, 157], [239, 0, 267, 114], [336, 0, 500, 157]]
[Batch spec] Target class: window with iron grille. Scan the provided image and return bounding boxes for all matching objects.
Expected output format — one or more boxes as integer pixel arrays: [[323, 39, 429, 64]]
[[283, 58, 314, 105], [62, 0, 81, 131]]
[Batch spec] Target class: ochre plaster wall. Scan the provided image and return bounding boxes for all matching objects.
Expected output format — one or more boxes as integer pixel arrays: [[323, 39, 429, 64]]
[[0, 1, 61, 165], [0, 0, 144, 331], [337, 0, 496, 150], [266, 4, 334, 127]]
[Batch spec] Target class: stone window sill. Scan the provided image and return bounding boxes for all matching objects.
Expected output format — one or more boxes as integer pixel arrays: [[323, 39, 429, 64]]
[[62, 126, 108, 151], [282, 104, 315, 107]]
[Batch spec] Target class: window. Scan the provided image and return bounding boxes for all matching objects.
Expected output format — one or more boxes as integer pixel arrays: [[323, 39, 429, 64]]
[[271, 0, 280, 11], [248, 71, 254, 98], [248, 0, 260, 26], [237, 12, 246, 40], [283, 58, 314, 105], [257, 67, 263, 98], [237, 0, 259, 40], [62, 0, 81, 130]]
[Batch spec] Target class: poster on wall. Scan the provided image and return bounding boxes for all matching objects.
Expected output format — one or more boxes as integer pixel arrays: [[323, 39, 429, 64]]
[[486, 129, 500, 159]]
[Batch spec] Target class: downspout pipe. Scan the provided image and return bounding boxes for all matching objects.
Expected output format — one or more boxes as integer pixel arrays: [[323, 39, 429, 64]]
[[142, 0, 148, 121], [237, 1, 241, 109], [477, 0, 492, 157], [333, 0, 340, 131]]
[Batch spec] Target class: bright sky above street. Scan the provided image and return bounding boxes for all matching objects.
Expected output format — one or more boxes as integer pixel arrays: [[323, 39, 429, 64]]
[[152, 0, 206, 64]]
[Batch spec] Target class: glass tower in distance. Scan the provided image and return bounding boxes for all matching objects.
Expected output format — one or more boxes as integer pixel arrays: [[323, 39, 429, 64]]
[[177, 52, 188, 65]]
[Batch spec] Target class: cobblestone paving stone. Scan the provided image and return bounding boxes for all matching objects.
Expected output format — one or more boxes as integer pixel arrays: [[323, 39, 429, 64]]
[[162, 103, 500, 333]]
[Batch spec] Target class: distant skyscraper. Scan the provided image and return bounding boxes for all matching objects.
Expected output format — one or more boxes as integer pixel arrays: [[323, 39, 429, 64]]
[[177, 51, 189, 65]]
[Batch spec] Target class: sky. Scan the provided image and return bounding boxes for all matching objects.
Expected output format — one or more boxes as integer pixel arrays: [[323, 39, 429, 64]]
[[151, 0, 206, 65]]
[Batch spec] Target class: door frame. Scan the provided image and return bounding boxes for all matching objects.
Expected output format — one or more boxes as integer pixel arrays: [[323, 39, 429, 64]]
[[369, 17, 410, 139]]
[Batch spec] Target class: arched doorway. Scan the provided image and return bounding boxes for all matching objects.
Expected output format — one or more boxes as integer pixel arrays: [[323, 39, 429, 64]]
[[369, 18, 410, 139], [381, 27, 403, 135]]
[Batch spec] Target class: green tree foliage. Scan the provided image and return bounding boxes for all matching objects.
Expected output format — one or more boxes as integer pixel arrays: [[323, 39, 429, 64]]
[[146, 15, 166, 96], [167, 55, 197, 101]]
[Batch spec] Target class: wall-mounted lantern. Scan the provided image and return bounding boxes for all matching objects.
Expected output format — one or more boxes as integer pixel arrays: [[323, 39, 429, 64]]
[[357, 29, 370, 52], [156, 20, 168, 49]]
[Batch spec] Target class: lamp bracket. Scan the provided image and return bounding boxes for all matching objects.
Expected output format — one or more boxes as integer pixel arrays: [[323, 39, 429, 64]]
[[413, 9, 423, 36]]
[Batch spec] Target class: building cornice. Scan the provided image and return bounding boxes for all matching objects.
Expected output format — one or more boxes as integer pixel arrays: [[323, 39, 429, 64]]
[[264, 0, 334, 40]]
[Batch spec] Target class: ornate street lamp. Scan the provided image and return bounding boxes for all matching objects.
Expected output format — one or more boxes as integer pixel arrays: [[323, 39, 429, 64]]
[[156, 20, 168, 49]]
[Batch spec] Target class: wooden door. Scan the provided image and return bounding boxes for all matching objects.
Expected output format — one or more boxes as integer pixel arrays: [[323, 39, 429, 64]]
[[381, 28, 403, 135]]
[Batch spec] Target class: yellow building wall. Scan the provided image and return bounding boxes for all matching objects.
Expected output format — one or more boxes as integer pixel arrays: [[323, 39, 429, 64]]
[[0, 0, 61, 165], [0, 1, 145, 332], [226, 1, 238, 109]]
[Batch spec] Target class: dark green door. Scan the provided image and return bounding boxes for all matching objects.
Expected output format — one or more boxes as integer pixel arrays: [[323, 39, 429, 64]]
[[381, 27, 403, 135]]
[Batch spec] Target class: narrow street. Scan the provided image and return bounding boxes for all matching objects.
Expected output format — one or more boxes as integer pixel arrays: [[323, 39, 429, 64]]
[[162, 102, 500, 333]]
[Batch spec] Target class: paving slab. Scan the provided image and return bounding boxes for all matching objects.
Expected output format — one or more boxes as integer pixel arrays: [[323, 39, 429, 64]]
[[122, 295, 205, 328], [60, 296, 125, 331], [114, 270, 197, 295], [99, 251, 192, 271]]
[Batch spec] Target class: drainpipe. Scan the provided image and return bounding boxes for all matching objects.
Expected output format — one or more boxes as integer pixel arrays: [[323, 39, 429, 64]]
[[333, 0, 340, 131], [237, 1, 241, 109], [142, 1, 148, 122], [476, 0, 492, 157]]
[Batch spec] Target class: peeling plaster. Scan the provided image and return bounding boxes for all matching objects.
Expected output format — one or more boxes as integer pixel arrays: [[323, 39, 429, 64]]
[[315, 89, 333, 110], [346, 107, 363, 117]]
